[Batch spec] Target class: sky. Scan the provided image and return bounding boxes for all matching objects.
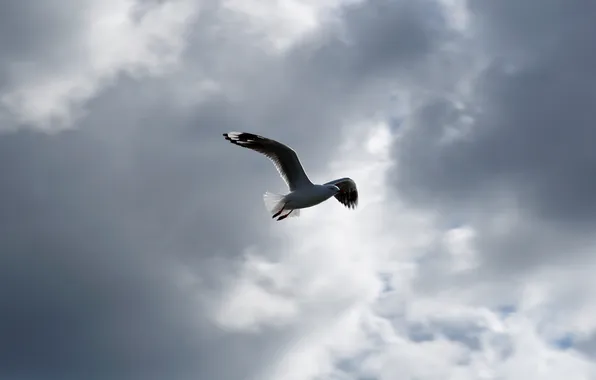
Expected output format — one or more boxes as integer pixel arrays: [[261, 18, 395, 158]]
[[1, 0, 596, 379]]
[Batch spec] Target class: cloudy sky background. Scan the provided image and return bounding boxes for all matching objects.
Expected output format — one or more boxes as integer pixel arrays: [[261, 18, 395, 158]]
[[1, 0, 596, 379]]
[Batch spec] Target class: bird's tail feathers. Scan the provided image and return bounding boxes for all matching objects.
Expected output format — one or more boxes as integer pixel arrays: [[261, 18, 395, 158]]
[[263, 192, 285, 215], [263, 192, 300, 219]]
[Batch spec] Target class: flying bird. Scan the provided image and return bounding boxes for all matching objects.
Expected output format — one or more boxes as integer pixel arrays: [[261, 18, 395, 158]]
[[223, 132, 358, 221]]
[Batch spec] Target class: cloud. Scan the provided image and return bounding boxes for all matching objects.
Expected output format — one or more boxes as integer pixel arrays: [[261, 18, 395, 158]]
[[391, 0, 596, 364], [394, 0, 596, 224], [0, 0, 198, 131], [1, 0, 596, 379]]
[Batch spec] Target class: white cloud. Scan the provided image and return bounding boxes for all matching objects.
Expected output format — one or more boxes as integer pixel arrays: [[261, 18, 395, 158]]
[[1, 0, 199, 131], [214, 251, 300, 332], [442, 226, 478, 272], [220, 0, 365, 52], [211, 120, 596, 380]]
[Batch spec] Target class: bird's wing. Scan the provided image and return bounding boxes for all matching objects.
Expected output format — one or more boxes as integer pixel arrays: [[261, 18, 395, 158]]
[[223, 132, 313, 191], [324, 177, 358, 209]]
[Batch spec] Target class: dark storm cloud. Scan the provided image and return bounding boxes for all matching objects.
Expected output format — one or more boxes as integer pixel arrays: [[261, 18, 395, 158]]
[[0, 0, 448, 379], [0, 81, 314, 380], [0, 2, 81, 57], [0, 1, 88, 89], [394, 0, 596, 225]]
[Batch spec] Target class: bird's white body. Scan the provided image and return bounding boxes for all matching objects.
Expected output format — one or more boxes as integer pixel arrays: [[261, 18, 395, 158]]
[[283, 185, 339, 209], [223, 131, 358, 221]]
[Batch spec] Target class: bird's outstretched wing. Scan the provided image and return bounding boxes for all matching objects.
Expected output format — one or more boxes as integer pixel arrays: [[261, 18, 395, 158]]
[[223, 132, 313, 191], [324, 177, 358, 209]]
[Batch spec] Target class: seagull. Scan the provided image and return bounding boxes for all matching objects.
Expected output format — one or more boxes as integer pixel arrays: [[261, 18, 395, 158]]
[[223, 132, 358, 221]]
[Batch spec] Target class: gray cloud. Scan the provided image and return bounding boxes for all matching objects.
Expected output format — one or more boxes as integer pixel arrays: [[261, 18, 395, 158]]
[[5, 0, 594, 377], [393, 0, 596, 249], [390, 0, 596, 358], [0, 83, 321, 380], [0, 0, 446, 378], [395, 0, 596, 223]]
